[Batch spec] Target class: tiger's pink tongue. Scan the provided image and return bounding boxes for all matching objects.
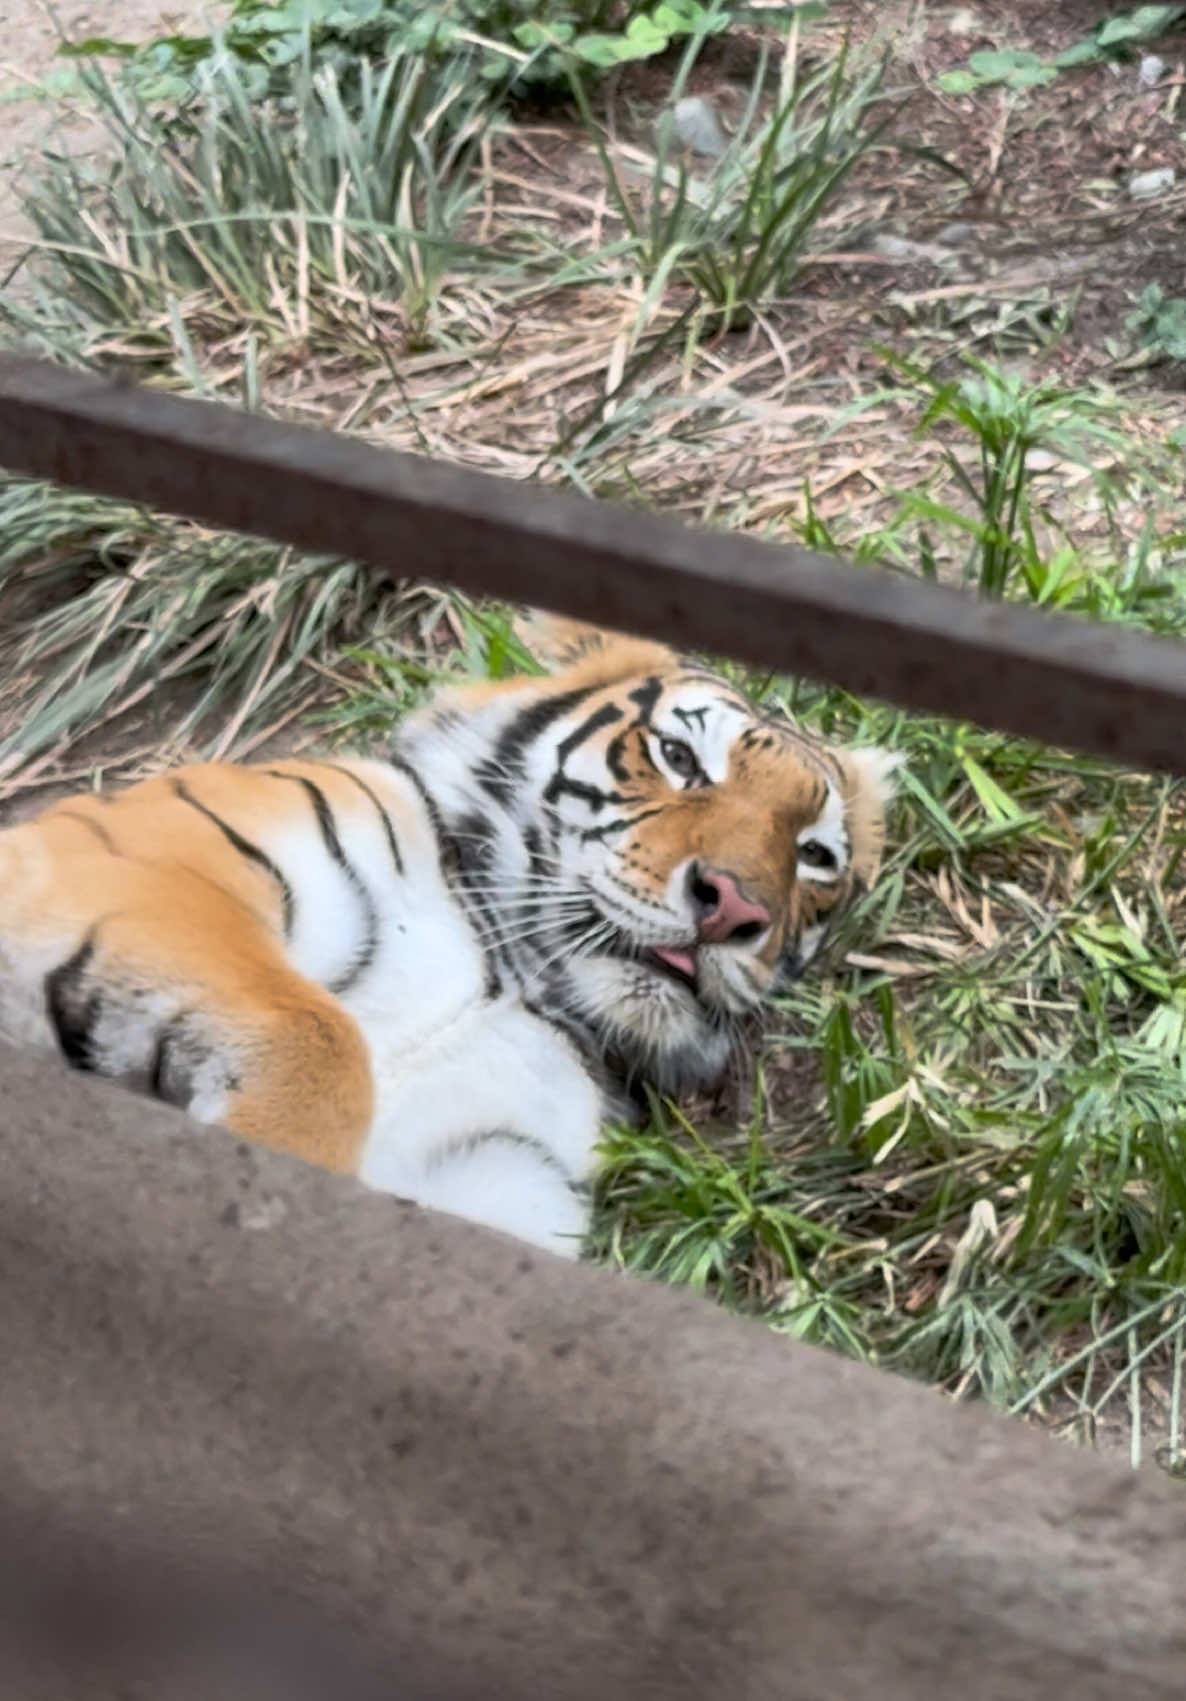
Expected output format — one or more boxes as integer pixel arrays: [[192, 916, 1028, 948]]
[[652, 946, 698, 980]]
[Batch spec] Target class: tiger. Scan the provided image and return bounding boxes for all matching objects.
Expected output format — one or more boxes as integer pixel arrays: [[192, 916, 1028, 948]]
[[0, 617, 899, 1257]]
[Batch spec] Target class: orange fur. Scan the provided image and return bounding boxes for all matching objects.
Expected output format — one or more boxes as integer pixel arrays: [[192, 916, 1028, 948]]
[[0, 762, 391, 1170]]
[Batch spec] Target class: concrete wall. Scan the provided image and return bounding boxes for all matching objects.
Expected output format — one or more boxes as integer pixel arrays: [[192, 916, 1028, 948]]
[[0, 1039, 1183, 1699]]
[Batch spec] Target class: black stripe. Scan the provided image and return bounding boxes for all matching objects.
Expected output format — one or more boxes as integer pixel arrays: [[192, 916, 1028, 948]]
[[149, 1011, 237, 1109], [44, 937, 101, 1070], [579, 806, 664, 844], [173, 779, 295, 938], [325, 764, 406, 878], [266, 771, 379, 995], [523, 823, 549, 885], [554, 701, 623, 765], [628, 677, 662, 725], [387, 753, 504, 997], [445, 811, 503, 999], [432, 1128, 578, 1185], [511, 822, 553, 951], [544, 773, 626, 811], [672, 704, 709, 733], [634, 732, 662, 778], [474, 686, 595, 808], [57, 810, 119, 854], [388, 752, 446, 841], [606, 729, 637, 784], [149, 1014, 194, 1107]]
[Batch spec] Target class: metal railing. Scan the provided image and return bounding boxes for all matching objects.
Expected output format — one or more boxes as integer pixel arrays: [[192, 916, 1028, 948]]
[[2, 354, 1186, 773]]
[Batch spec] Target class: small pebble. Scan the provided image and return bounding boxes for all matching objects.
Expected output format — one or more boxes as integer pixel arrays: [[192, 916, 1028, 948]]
[[1129, 166, 1176, 200], [1139, 54, 1165, 88], [872, 232, 956, 263], [672, 96, 728, 159]]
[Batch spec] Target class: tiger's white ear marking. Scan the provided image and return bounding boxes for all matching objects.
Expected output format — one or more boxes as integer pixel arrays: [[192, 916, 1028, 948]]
[[844, 746, 905, 808], [833, 745, 903, 887]]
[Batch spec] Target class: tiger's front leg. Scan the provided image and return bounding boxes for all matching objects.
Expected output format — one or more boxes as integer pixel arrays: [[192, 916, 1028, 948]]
[[9, 876, 375, 1175]]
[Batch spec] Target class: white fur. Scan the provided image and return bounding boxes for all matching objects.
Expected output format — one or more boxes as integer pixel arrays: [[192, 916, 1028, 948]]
[[846, 746, 906, 806], [359, 998, 599, 1259], [797, 784, 848, 885]]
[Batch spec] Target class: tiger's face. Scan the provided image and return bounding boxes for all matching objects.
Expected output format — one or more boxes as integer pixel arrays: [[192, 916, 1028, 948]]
[[403, 619, 899, 1093]]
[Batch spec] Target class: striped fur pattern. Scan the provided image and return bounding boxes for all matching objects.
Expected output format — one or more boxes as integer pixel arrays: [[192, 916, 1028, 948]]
[[0, 619, 899, 1256]]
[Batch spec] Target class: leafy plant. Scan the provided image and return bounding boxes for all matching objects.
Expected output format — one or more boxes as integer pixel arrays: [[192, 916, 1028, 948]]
[[1125, 284, 1186, 364], [938, 48, 1056, 96], [1056, 3, 1186, 69], [16, 34, 497, 351], [877, 351, 1148, 600], [58, 0, 783, 101], [939, 5, 1186, 93], [578, 24, 911, 331]]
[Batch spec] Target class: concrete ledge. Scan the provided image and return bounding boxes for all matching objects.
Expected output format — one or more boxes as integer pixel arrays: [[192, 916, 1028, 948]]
[[0, 1039, 1183, 1698]]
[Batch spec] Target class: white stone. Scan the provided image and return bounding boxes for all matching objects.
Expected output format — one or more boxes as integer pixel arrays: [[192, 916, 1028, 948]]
[[672, 96, 728, 159], [1129, 166, 1176, 200]]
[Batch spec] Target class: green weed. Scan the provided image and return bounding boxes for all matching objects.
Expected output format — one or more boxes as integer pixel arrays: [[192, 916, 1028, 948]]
[[13, 34, 498, 354], [939, 4, 1186, 93], [57, 0, 801, 101], [1126, 284, 1186, 366], [858, 351, 1175, 604], [574, 23, 917, 332]]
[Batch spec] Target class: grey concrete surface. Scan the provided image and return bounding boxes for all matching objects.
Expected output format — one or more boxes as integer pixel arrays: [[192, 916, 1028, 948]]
[[0, 1037, 1183, 1699]]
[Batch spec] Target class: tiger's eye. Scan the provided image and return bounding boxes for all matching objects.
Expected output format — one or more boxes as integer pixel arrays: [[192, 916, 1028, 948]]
[[799, 838, 837, 870], [660, 737, 699, 781]]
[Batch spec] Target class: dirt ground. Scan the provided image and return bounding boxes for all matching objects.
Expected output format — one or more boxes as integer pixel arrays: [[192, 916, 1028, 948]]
[[0, 0, 225, 276]]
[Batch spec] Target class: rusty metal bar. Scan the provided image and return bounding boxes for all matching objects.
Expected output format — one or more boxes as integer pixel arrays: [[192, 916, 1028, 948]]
[[2, 353, 1186, 773]]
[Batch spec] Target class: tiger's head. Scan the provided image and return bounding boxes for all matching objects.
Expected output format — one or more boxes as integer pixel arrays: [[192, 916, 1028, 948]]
[[399, 618, 900, 1094]]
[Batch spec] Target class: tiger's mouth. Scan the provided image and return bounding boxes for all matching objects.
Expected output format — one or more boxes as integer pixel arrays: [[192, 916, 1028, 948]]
[[561, 903, 704, 1000], [581, 917, 702, 998], [646, 945, 700, 993]]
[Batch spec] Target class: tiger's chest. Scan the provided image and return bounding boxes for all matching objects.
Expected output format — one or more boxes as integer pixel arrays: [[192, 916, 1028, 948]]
[[274, 768, 605, 1252], [334, 858, 603, 1208]]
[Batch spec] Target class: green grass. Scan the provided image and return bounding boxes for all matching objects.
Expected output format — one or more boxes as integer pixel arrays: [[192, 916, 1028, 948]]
[[0, 481, 438, 779], [4, 4, 1186, 1467], [8, 37, 502, 359], [573, 21, 924, 333], [56, 0, 754, 103]]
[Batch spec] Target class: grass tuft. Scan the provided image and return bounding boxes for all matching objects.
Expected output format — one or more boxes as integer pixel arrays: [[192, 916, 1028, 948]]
[[573, 20, 919, 332], [0, 476, 441, 788], [10, 32, 501, 357]]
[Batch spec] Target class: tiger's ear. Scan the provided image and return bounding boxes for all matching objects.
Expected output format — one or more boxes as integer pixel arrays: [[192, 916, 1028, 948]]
[[514, 611, 676, 683], [831, 745, 904, 887], [513, 613, 613, 668]]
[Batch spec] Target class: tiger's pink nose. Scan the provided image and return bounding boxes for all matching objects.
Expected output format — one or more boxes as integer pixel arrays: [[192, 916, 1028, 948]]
[[689, 866, 771, 945]]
